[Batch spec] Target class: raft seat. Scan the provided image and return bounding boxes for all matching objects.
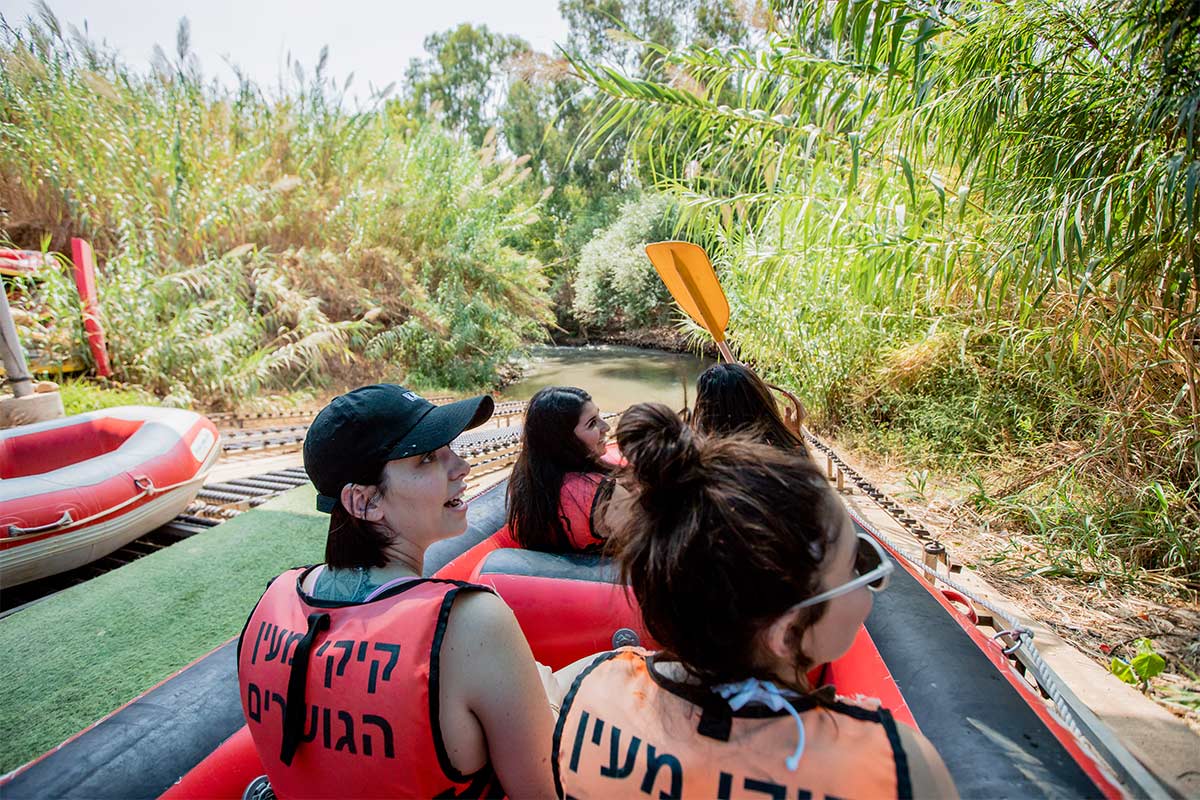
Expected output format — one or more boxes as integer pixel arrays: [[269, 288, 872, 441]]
[[473, 548, 917, 728]]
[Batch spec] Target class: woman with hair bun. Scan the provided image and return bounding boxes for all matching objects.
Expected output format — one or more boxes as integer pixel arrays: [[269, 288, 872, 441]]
[[435, 386, 617, 581], [691, 362, 809, 456], [552, 403, 957, 799]]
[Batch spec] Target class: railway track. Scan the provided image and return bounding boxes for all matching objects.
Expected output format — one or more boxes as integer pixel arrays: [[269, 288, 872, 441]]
[[0, 419, 535, 617], [217, 400, 528, 454]]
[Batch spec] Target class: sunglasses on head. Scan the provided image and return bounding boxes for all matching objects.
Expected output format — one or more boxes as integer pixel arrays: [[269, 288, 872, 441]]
[[792, 532, 893, 610]]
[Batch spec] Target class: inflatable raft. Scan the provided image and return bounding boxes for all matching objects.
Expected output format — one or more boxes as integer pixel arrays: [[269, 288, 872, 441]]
[[0, 406, 219, 587], [1, 474, 1144, 799]]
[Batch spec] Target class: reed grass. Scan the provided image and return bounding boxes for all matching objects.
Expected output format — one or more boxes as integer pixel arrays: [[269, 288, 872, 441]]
[[1, 5, 550, 404]]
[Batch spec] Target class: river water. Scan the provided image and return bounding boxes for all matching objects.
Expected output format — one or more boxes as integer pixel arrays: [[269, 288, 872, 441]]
[[501, 345, 715, 414]]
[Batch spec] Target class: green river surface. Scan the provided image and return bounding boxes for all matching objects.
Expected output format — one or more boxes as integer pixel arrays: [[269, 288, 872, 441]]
[[501, 345, 715, 414]]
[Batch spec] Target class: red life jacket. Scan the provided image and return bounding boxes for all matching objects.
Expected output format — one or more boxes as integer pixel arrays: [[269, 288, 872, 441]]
[[556, 472, 608, 551], [435, 472, 611, 582], [237, 567, 503, 799], [554, 649, 912, 800]]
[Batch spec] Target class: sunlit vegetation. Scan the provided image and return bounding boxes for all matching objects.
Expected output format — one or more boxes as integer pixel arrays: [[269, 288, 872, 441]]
[[574, 0, 1200, 592], [1, 7, 550, 403], [3, 0, 1197, 594]]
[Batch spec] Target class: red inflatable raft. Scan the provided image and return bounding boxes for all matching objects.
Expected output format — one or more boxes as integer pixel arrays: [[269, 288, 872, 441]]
[[158, 479, 1124, 800], [0, 406, 219, 587], [0, 478, 1144, 799]]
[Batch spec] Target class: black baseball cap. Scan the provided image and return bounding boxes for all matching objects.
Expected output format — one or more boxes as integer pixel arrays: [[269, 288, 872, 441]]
[[303, 384, 494, 513]]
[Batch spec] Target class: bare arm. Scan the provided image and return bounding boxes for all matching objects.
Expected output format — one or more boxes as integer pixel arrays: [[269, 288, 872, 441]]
[[597, 479, 635, 540], [441, 591, 557, 800], [897, 724, 958, 799], [546, 651, 610, 709]]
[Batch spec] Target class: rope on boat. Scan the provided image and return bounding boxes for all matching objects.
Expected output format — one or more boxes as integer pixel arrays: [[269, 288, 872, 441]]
[[5, 473, 209, 539], [823, 450, 1175, 800]]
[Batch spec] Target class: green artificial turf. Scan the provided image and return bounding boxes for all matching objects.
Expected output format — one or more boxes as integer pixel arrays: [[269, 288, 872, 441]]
[[0, 486, 326, 774]]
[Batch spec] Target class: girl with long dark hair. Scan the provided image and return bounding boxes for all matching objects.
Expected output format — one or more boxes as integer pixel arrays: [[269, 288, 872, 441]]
[[691, 362, 810, 456], [507, 386, 613, 551], [434, 386, 616, 580]]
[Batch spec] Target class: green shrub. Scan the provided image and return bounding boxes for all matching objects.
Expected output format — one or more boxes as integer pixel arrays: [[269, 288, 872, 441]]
[[0, 10, 550, 402], [571, 193, 678, 329]]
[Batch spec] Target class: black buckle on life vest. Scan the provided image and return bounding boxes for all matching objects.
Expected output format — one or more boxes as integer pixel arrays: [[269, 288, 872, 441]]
[[279, 612, 331, 766]]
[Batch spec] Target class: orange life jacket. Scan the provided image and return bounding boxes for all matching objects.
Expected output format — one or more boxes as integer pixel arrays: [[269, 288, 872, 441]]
[[237, 567, 504, 799], [554, 649, 912, 800]]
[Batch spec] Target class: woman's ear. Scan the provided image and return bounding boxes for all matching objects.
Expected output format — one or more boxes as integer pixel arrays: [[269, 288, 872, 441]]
[[340, 483, 383, 522], [763, 607, 802, 663]]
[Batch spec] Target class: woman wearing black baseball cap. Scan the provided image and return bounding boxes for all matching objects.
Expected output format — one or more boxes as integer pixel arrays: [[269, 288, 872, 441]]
[[236, 385, 557, 799]]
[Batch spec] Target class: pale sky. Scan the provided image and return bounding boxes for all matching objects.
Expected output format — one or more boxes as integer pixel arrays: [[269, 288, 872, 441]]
[[3, 0, 570, 102]]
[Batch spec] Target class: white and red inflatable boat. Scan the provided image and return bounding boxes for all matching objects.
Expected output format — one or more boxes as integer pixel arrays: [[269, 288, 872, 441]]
[[0, 406, 219, 587]]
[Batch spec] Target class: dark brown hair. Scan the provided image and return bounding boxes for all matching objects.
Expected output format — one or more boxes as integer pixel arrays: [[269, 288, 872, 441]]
[[325, 466, 391, 569], [611, 403, 841, 686], [692, 363, 809, 457], [507, 386, 611, 551]]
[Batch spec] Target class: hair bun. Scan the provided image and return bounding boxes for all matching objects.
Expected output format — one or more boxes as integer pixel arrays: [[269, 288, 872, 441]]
[[616, 403, 703, 495]]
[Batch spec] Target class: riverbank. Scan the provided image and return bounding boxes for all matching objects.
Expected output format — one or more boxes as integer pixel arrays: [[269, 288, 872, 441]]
[[822, 431, 1200, 738], [549, 325, 719, 359]]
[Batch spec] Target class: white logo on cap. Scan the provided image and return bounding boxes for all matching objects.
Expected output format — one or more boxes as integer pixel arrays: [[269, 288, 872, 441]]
[[403, 391, 423, 402]]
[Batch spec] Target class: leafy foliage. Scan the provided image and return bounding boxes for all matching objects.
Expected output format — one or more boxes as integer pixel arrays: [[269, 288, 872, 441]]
[[0, 7, 550, 403], [572, 193, 679, 328], [401, 24, 531, 146], [572, 0, 1200, 589], [1111, 638, 1168, 691]]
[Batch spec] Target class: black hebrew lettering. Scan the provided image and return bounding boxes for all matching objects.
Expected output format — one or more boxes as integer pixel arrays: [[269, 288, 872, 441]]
[[335, 710, 357, 754], [316, 640, 335, 688], [265, 626, 288, 662], [367, 643, 401, 694], [375, 643, 400, 679], [246, 684, 397, 762], [591, 716, 605, 745], [362, 714, 395, 758], [600, 726, 641, 779], [717, 773, 812, 800], [246, 682, 262, 723], [300, 705, 320, 745], [278, 633, 302, 662], [357, 641, 368, 661], [262, 690, 286, 719], [569, 710, 591, 772], [743, 777, 786, 799], [640, 745, 682, 799], [333, 640, 354, 678], [250, 622, 267, 665]]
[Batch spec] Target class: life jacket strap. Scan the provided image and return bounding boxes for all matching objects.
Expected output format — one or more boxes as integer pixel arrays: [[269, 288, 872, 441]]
[[279, 612, 331, 766]]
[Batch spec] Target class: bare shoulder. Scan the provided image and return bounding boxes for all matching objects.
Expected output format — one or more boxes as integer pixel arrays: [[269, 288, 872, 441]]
[[441, 589, 522, 652], [895, 723, 959, 799]]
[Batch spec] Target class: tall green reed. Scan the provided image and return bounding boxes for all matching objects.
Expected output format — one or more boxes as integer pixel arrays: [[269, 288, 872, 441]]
[[1, 4, 550, 403]]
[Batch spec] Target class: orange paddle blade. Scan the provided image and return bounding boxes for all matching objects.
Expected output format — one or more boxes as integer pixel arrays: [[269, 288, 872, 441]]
[[644, 241, 730, 343]]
